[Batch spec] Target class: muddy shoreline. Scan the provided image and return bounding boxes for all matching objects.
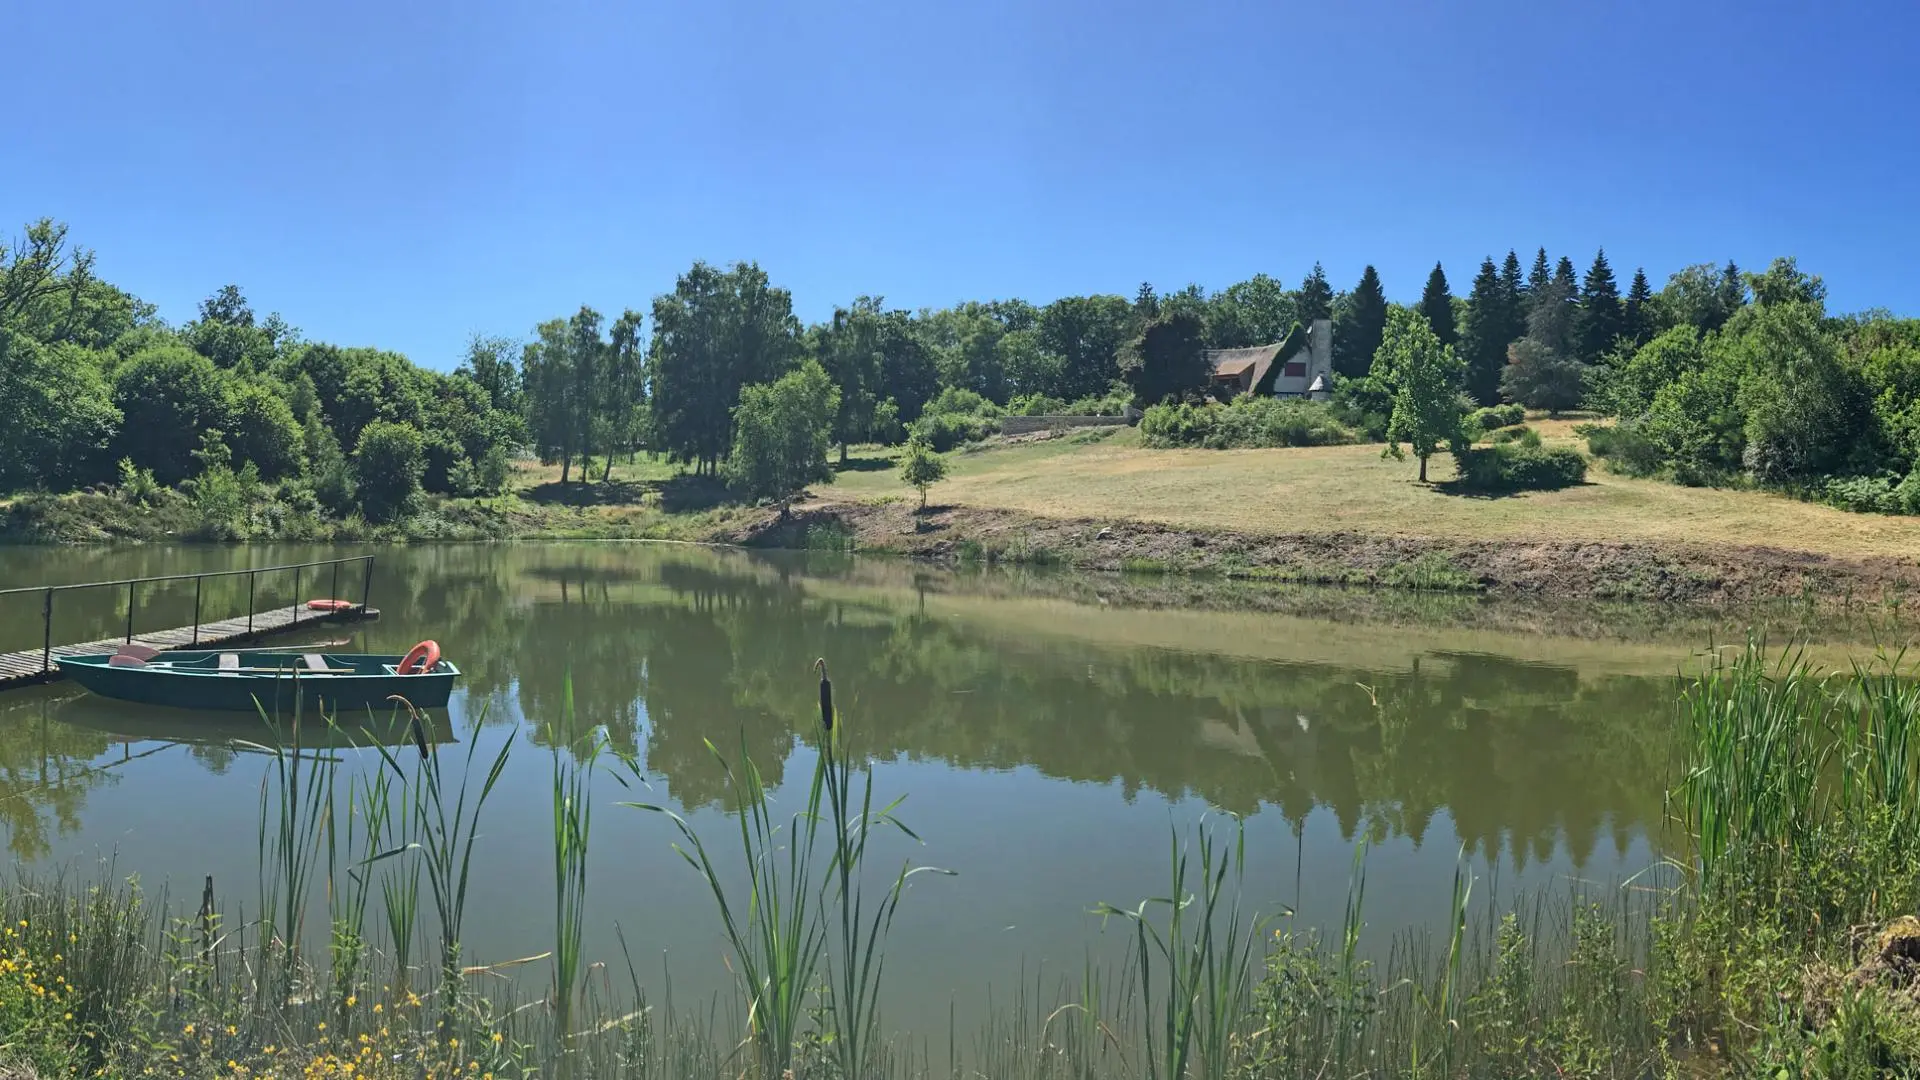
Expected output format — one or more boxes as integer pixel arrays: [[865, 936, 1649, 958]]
[[730, 500, 1920, 608]]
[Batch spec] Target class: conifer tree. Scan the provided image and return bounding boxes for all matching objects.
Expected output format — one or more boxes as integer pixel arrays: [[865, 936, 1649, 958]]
[[1575, 249, 1624, 363], [1623, 267, 1654, 348], [1294, 262, 1334, 324], [1417, 262, 1457, 349], [1332, 265, 1388, 378], [1460, 256, 1509, 404]]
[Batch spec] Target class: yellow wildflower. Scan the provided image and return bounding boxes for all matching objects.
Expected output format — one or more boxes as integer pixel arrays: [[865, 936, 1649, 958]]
[[490, 1032, 502, 1044], [345, 994, 357, 1007]]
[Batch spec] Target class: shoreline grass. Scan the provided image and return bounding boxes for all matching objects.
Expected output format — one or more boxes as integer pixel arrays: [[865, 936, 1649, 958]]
[[5, 647, 1920, 1077]]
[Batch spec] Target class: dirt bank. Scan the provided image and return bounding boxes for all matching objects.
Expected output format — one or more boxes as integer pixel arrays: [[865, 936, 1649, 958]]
[[726, 500, 1920, 607]]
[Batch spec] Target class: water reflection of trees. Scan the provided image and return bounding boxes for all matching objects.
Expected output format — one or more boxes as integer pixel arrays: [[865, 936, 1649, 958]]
[[0, 692, 117, 860], [382, 545, 1677, 867], [1, 543, 1681, 870]]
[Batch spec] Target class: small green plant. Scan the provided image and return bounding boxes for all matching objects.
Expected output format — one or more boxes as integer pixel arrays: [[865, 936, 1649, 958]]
[[897, 434, 949, 510]]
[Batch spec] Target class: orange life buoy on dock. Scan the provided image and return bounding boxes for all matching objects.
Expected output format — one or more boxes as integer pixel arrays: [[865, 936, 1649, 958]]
[[398, 640, 441, 675], [306, 598, 353, 612]]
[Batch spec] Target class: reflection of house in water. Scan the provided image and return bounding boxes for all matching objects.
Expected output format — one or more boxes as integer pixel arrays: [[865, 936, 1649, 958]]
[[1205, 319, 1334, 400]]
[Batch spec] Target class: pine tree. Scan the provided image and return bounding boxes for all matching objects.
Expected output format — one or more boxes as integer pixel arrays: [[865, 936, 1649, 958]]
[[1460, 256, 1509, 404], [1575, 249, 1624, 363], [1525, 248, 1551, 299], [1132, 282, 1160, 321], [1417, 262, 1457, 349], [1623, 268, 1654, 347], [1553, 256, 1578, 296], [1718, 260, 1747, 316], [1332, 265, 1388, 378], [1294, 262, 1334, 324]]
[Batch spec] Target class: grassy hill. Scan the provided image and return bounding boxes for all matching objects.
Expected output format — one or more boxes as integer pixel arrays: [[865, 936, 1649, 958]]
[[826, 421, 1920, 561]]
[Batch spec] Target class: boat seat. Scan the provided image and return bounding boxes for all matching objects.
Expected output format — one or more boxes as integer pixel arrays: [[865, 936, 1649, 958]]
[[218, 653, 239, 670], [107, 654, 148, 668], [115, 642, 162, 661], [302, 653, 330, 672]]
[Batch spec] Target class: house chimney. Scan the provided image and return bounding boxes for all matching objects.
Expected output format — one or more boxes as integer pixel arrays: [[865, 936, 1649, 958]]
[[1310, 318, 1333, 379]]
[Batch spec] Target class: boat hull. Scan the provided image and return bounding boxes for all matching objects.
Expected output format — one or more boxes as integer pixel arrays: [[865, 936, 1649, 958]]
[[56, 652, 459, 713]]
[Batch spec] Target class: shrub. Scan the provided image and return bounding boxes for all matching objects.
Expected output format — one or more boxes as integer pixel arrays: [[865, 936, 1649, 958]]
[[909, 411, 997, 452], [1490, 425, 1540, 447], [1453, 443, 1588, 492], [1582, 422, 1666, 477], [1826, 469, 1920, 515], [1007, 393, 1068, 416], [1470, 403, 1526, 431], [1140, 397, 1355, 449], [922, 386, 1003, 419], [353, 420, 426, 523]]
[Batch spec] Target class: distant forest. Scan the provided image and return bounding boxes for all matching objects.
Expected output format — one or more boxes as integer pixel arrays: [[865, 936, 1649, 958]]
[[4, 215, 1917, 523]]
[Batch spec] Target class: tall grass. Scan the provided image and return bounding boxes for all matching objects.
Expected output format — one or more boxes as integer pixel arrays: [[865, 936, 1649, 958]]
[[550, 685, 596, 1051], [246, 695, 339, 1005], [372, 695, 514, 1005]]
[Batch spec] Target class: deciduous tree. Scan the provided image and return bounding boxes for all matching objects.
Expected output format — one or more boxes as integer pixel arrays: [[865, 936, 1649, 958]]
[[1120, 310, 1209, 405], [724, 358, 839, 506], [1375, 308, 1466, 482]]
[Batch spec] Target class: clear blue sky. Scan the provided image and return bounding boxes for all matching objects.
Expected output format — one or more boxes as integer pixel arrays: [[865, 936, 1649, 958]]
[[11, 0, 1918, 367]]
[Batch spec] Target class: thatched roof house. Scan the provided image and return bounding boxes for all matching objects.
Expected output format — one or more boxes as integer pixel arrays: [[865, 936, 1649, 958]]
[[1205, 318, 1333, 400]]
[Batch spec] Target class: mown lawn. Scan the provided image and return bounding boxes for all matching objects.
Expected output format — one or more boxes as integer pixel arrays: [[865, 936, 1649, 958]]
[[825, 422, 1920, 560]]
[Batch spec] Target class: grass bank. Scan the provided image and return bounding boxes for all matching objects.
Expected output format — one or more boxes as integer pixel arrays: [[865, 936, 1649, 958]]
[[7, 648, 1920, 1077]]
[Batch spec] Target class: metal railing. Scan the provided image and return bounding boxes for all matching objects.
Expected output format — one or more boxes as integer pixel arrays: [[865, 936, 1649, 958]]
[[0, 555, 375, 677]]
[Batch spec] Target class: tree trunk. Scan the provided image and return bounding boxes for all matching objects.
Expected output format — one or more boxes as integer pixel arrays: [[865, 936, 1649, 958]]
[[560, 453, 571, 485], [602, 450, 613, 482], [1418, 454, 1428, 483], [839, 442, 848, 467]]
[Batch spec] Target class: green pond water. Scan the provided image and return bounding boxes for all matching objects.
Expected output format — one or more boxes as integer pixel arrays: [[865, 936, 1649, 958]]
[[0, 542, 1900, 1039]]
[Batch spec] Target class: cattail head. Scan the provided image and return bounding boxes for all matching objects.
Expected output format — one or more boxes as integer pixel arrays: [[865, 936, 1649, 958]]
[[815, 658, 833, 732]]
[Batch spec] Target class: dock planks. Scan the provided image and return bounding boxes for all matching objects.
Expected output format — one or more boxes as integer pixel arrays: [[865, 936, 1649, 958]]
[[0, 603, 378, 688]]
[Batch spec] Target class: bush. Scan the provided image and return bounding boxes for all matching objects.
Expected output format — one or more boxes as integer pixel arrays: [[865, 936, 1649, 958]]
[[1452, 443, 1588, 492], [1490, 424, 1541, 447], [353, 420, 426, 523], [1826, 469, 1920, 515], [1581, 422, 1666, 477], [1007, 393, 1068, 416], [922, 386, 1004, 419], [1470, 403, 1526, 431], [1141, 397, 1355, 450], [910, 410, 998, 452]]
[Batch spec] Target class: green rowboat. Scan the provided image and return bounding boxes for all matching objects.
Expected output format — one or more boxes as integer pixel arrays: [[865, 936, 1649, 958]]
[[56, 649, 460, 712]]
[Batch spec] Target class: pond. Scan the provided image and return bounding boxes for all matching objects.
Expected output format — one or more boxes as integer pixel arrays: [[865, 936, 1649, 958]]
[[0, 542, 1890, 1040]]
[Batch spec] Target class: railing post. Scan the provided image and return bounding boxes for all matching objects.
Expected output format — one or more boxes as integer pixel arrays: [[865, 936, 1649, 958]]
[[292, 567, 301, 627], [192, 575, 203, 646], [362, 556, 373, 614], [330, 562, 339, 608], [41, 589, 52, 674], [247, 571, 256, 635], [125, 581, 135, 643]]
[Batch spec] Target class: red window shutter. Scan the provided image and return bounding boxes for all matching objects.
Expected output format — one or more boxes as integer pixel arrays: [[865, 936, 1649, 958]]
[[1283, 361, 1306, 377]]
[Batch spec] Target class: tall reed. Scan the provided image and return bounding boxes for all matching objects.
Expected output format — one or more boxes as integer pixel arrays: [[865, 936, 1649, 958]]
[[550, 679, 596, 1053], [245, 694, 339, 1006], [1093, 815, 1265, 1080], [372, 696, 514, 1007]]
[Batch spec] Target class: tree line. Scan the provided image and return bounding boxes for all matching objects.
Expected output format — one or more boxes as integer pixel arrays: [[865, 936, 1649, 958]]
[[5, 214, 1913, 518]]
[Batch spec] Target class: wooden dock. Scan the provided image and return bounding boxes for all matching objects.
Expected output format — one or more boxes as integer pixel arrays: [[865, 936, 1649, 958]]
[[0, 602, 378, 689]]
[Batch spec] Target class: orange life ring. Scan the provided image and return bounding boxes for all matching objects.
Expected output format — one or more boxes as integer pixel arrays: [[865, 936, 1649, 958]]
[[306, 598, 353, 612], [398, 639, 441, 675]]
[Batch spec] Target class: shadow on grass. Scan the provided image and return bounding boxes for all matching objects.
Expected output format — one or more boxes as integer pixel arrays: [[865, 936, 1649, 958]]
[[833, 456, 895, 473], [1430, 479, 1596, 501], [523, 479, 655, 507], [658, 475, 735, 513]]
